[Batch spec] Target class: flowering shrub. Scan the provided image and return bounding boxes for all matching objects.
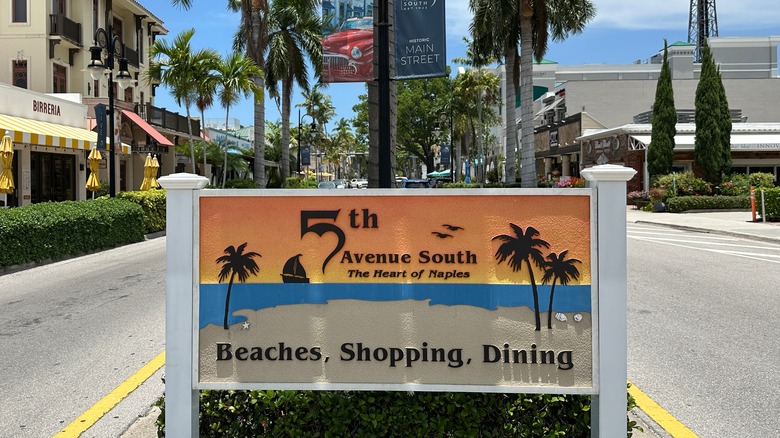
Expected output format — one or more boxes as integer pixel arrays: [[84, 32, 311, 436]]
[[556, 177, 586, 188], [627, 190, 650, 202], [653, 172, 711, 197], [649, 187, 669, 203]]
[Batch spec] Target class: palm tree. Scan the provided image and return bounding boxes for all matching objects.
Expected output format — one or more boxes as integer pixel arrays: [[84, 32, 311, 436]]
[[146, 28, 219, 175], [471, 0, 595, 186], [299, 84, 336, 131], [265, 0, 322, 184], [216, 242, 261, 330], [492, 224, 550, 331], [175, 0, 269, 187], [195, 75, 216, 179], [214, 51, 263, 188], [540, 250, 581, 329]]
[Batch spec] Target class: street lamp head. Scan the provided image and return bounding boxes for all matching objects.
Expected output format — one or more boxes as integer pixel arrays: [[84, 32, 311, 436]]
[[432, 121, 442, 137], [439, 112, 448, 122], [115, 58, 133, 90], [87, 46, 106, 81]]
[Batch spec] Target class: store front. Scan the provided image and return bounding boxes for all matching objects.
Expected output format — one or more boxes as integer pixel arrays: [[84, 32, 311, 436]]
[[0, 83, 130, 207]]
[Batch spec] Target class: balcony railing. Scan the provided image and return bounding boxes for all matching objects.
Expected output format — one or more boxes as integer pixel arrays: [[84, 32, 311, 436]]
[[135, 103, 200, 137], [124, 46, 139, 68], [49, 14, 82, 47]]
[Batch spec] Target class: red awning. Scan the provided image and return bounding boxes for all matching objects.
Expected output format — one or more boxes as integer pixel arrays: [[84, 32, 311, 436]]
[[121, 110, 174, 146]]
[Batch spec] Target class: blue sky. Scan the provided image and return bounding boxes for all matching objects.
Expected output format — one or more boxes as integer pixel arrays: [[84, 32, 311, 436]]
[[150, 0, 780, 133]]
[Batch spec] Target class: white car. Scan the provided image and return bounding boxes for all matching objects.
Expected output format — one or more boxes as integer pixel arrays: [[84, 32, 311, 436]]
[[350, 178, 368, 188]]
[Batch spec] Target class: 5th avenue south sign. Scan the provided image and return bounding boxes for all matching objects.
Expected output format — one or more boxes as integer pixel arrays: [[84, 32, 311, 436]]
[[160, 165, 636, 437], [196, 192, 595, 391]]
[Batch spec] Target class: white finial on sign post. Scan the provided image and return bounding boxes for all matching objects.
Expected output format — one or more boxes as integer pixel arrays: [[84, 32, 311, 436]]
[[581, 164, 636, 437], [158, 172, 208, 437]]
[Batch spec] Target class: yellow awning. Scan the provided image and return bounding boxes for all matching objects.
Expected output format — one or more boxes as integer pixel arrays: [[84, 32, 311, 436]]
[[0, 113, 131, 154]]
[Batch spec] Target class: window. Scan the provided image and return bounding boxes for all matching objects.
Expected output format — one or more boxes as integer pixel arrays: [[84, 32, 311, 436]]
[[12, 0, 27, 23], [124, 86, 133, 102], [13, 60, 27, 88], [53, 64, 67, 93]]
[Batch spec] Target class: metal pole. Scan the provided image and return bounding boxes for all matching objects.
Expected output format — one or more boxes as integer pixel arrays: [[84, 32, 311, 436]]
[[297, 109, 301, 176], [108, 67, 115, 197], [377, 0, 392, 188]]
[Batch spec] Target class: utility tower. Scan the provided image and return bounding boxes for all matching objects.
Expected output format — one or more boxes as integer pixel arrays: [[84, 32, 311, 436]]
[[688, 0, 719, 62]]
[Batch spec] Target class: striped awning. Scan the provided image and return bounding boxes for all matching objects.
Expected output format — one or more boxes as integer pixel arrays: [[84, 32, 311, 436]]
[[0, 113, 131, 154]]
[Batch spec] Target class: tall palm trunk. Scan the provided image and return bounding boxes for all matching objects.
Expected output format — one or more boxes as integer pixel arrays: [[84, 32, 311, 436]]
[[222, 106, 231, 188], [519, 13, 536, 187], [504, 49, 518, 183], [547, 278, 558, 329], [251, 0, 266, 188], [201, 107, 208, 182], [185, 103, 197, 175], [524, 259, 541, 331], [280, 77, 292, 183], [223, 271, 236, 329]]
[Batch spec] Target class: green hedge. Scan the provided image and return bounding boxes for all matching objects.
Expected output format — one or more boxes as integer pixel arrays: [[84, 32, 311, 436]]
[[117, 190, 167, 234], [665, 195, 750, 213], [0, 199, 145, 268], [756, 187, 780, 220], [156, 390, 642, 437]]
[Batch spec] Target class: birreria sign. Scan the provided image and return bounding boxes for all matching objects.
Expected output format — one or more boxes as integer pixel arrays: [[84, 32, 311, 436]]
[[394, 0, 446, 79], [160, 165, 636, 437]]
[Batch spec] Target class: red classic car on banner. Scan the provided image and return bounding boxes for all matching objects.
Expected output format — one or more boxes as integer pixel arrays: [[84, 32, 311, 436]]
[[322, 17, 374, 83]]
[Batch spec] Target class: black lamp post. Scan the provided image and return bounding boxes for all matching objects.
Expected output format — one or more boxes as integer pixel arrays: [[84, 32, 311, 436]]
[[433, 111, 455, 182], [297, 108, 317, 177], [87, 27, 132, 197]]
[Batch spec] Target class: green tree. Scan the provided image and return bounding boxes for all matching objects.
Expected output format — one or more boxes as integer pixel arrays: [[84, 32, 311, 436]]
[[147, 28, 220, 175], [694, 39, 724, 184], [214, 51, 263, 188], [648, 40, 677, 179], [265, 0, 322, 184], [195, 74, 216, 178], [492, 224, 550, 331], [471, 0, 595, 186], [174, 0, 270, 187], [299, 83, 336, 132], [716, 66, 732, 177], [396, 75, 454, 172], [216, 243, 261, 330], [540, 250, 581, 330]]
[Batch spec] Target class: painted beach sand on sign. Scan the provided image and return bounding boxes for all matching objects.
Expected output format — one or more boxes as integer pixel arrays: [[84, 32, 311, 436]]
[[197, 193, 593, 388]]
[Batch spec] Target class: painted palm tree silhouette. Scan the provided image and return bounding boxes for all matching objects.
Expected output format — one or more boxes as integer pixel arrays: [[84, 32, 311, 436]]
[[216, 243, 261, 329], [541, 250, 582, 329], [492, 224, 550, 331]]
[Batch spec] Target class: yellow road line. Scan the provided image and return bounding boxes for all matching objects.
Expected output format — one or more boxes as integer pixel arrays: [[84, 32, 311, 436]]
[[54, 351, 166, 437], [629, 380, 699, 437]]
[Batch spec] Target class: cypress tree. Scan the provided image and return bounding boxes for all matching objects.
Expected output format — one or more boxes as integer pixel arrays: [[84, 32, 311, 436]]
[[648, 40, 677, 179], [716, 66, 732, 177], [694, 39, 723, 184]]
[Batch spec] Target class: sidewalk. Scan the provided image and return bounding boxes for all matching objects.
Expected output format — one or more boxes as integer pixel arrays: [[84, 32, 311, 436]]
[[626, 207, 780, 243], [120, 209, 778, 437]]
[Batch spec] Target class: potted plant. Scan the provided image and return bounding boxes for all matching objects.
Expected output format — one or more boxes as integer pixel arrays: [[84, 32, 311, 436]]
[[627, 190, 650, 209]]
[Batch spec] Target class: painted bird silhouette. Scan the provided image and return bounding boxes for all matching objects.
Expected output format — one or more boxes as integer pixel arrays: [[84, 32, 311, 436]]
[[431, 232, 454, 239], [442, 224, 464, 231]]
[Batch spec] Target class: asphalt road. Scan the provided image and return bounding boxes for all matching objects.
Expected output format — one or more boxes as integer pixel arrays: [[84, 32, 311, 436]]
[[627, 223, 780, 437], [0, 238, 166, 438]]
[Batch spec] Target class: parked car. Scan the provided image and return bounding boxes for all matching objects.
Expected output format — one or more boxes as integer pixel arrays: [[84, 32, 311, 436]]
[[350, 178, 368, 189], [322, 17, 374, 82], [333, 179, 348, 189], [317, 181, 337, 189], [400, 179, 431, 188]]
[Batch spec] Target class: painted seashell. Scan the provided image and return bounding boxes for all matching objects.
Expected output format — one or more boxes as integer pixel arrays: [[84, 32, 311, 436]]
[[573, 313, 583, 322], [555, 312, 567, 322]]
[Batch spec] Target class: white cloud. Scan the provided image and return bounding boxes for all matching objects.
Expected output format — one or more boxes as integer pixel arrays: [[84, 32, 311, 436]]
[[446, 0, 780, 34]]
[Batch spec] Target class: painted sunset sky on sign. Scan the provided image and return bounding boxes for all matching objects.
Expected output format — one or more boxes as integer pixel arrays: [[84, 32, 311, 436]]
[[199, 194, 591, 285]]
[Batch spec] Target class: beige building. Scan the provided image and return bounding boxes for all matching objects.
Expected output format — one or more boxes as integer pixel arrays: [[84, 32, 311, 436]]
[[0, 0, 197, 206]]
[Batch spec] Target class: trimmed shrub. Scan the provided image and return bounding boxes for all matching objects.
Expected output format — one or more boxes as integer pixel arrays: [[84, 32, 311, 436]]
[[666, 195, 750, 213], [756, 187, 780, 221], [0, 199, 144, 268], [285, 177, 318, 189], [720, 173, 775, 196], [225, 179, 258, 189], [156, 390, 643, 437], [117, 190, 167, 234], [654, 172, 712, 197]]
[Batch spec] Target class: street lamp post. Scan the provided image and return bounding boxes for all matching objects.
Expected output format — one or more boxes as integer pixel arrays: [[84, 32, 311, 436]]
[[87, 26, 132, 197], [297, 109, 317, 177], [433, 111, 455, 182]]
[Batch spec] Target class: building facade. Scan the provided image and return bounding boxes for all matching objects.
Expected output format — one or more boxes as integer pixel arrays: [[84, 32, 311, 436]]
[[1, 0, 197, 206]]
